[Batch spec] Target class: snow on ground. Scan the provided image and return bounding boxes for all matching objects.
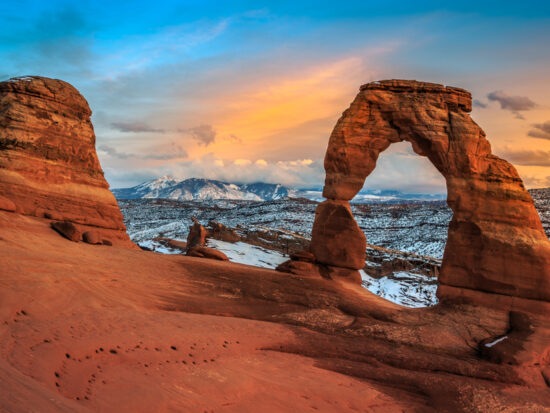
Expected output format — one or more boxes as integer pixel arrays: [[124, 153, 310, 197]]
[[119, 198, 451, 258], [360, 270, 439, 308], [137, 239, 182, 255], [206, 239, 288, 269], [139, 235, 438, 308]]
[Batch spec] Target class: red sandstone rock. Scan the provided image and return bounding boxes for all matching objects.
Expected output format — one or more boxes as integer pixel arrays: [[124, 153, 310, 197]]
[[0, 76, 133, 247], [312, 79, 550, 303], [276, 260, 321, 277], [478, 311, 550, 367], [319, 265, 362, 284], [187, 219, 207, 249], [208, 221, 240, 243], [43, 210, 63, 221], [51, 221, 81, 242], [154, 237, 187, 252], [311, 200, 366, 270], [187, 246, 229, 261], [83, 231, 101, 245], [0, 195, 15, 212], [102, 239, 113, 246], [290, 250, 315, 263]]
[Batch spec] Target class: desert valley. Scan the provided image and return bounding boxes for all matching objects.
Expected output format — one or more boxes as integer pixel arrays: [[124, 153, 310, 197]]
[[1, 75, 550, 412]]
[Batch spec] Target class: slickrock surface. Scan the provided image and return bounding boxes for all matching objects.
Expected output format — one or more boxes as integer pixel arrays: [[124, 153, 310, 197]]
[[311, 79, 550, 305], [0, 76, 132, 246], [2, 210, 550, 412]]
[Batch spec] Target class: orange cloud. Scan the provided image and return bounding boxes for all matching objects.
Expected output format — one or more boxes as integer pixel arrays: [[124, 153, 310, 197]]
[[183, 56, 376, 161]]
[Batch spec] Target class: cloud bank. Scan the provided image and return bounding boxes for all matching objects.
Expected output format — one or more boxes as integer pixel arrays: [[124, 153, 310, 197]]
[[487, 90, 536, 119], [528, 121, 550, 141], [111, 121, 165, 133]]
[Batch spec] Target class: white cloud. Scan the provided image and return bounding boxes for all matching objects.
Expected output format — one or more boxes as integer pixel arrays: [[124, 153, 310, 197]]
[[234, 159, 252, 166]]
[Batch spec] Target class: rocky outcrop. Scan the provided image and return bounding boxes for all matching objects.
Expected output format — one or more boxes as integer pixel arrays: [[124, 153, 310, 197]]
[[187, 246, 229, 261], [310, 79, 550, 306], [207, 220, 240, 243], [0, 76, 133, 247], [186, 218, 207, 249], [51, 221, 81, 242], [310, 200, 366, 269], [83, 231, 102, 245]]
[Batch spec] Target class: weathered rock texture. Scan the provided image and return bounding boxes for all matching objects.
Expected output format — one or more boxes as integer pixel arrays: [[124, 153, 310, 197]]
[[0, 76, 133, 246], [187, 218, 207, 249], [311, 79, 550, 304]]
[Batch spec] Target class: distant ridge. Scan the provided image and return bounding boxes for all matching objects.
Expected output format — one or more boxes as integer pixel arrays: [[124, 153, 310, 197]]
[[112, 176, 447, 203], [112, 176, 295, 201]]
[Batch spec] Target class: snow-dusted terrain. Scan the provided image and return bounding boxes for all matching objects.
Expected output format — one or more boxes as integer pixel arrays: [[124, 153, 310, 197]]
[[207, 239, 288, 268], [360, 271, 438, 308], [116, 188, 550, 309], [119, 198, 450, 258]]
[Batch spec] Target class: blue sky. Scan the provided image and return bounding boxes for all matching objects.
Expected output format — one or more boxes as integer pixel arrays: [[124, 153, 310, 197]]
[[1, 1, 550, 191]]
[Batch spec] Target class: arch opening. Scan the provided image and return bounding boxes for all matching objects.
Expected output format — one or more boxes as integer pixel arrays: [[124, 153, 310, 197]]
[[351, 141, 450, 308]]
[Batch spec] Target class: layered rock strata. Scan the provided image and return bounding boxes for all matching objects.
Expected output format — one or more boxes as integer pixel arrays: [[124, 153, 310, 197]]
[[310, 79, 550, 305], [0, 76, 132, 246]]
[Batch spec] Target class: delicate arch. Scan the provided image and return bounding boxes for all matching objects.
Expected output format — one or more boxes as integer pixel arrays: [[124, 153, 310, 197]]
[[311, 80, 550, 303]]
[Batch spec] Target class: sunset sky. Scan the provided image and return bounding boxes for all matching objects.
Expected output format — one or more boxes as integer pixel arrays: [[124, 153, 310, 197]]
[[1, 1, 550, 192]]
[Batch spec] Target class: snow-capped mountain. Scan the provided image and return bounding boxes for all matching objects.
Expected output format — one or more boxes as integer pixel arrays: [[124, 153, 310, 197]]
[[112, 176, 296, 201], [112, 176, 446, 203]]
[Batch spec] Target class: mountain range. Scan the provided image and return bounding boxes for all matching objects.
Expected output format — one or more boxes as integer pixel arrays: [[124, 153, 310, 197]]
[[111, 176, 295, 201], [112, 176, 446, 202]]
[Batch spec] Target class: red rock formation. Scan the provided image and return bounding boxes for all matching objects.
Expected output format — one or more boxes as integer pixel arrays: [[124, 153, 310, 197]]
[[187, 246, 229, 261], [83, 230, 102, 245], [187, 218, 207, 249], [51, 221, 81, 242], [311, 79, 550, 304], [310, 200, 366, 269], [0, 76, 133, 247]]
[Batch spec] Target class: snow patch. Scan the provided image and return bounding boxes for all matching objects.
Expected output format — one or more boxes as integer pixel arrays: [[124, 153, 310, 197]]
[[206, 239, 288, 269], [484, 336, 508, 348], [360, 270, 438, 308], [138, 239, 181, 255]]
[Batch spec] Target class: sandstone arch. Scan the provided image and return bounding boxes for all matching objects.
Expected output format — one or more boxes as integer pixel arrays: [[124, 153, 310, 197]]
[[310, 80, 550, 304]]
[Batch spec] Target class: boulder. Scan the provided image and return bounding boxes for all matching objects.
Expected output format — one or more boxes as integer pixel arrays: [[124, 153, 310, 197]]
[[51, 221, 81, 242], [83, 231, 102, 245], [311, 79, 550, 303], [186, 246, 229, 261]]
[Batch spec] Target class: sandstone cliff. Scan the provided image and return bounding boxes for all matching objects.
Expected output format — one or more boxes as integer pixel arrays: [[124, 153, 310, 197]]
[[0, 76, 132, 246]]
